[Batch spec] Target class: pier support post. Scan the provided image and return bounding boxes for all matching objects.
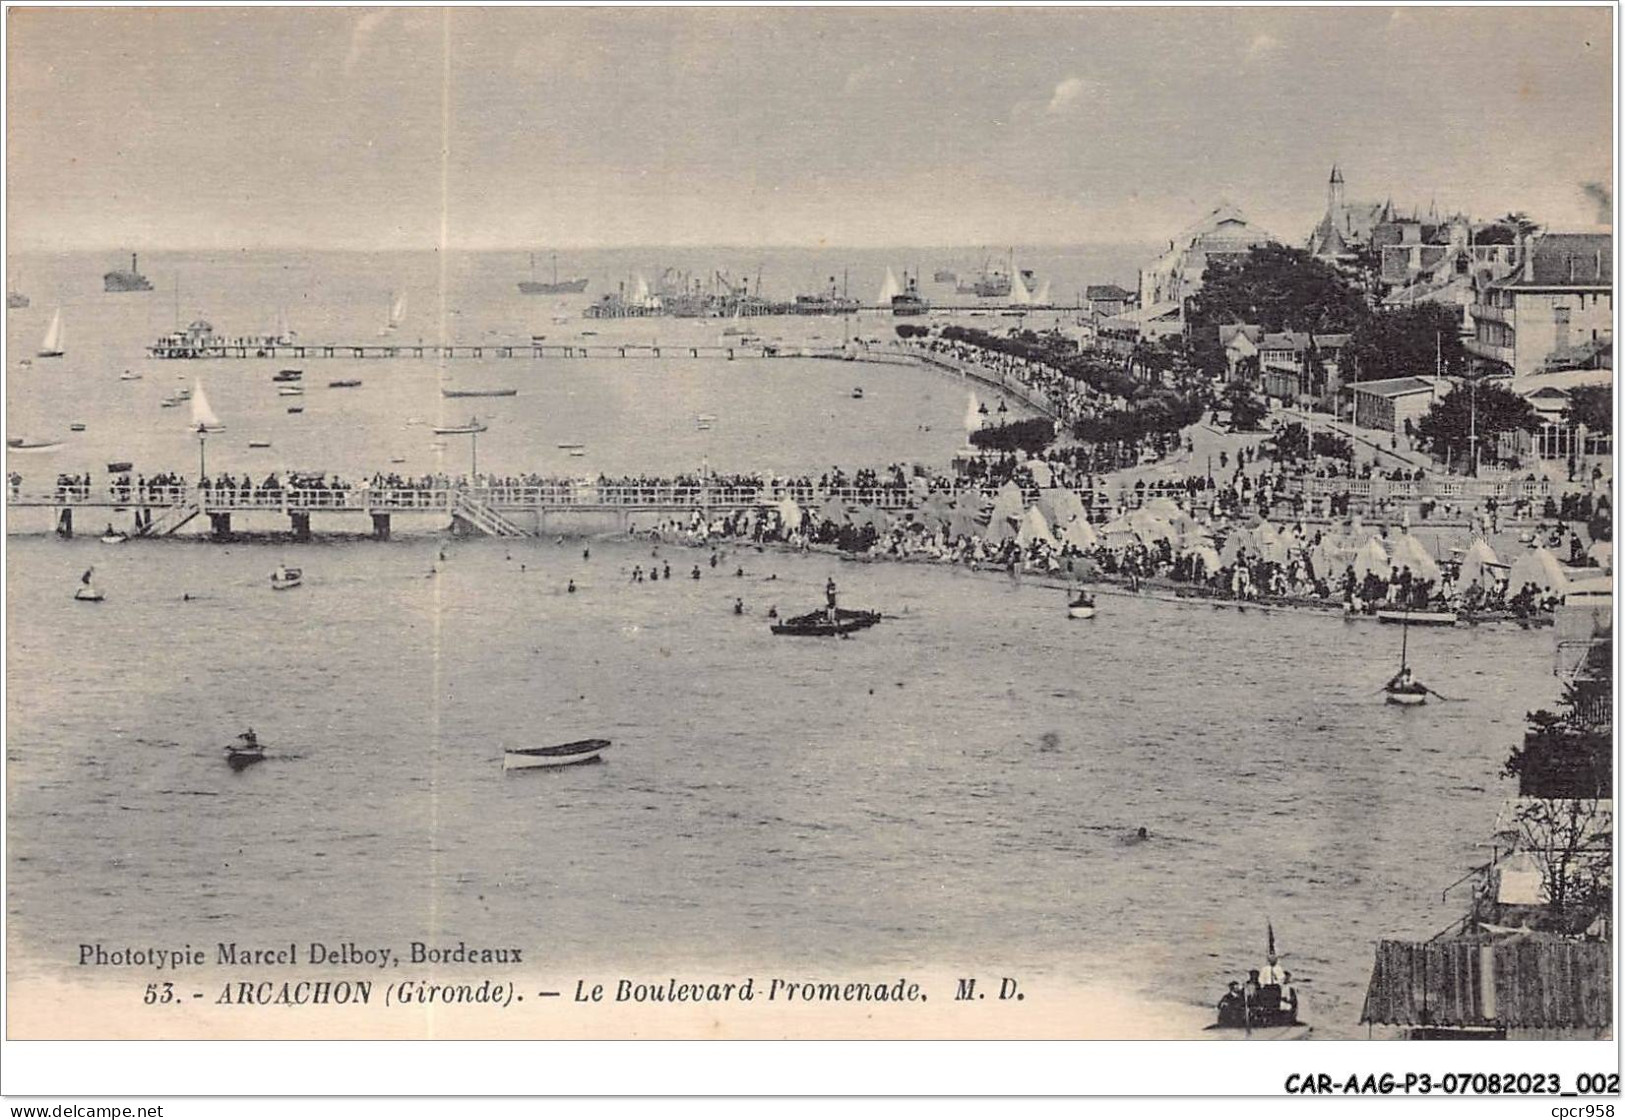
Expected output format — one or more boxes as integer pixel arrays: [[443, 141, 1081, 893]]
[[371, 513, 391, 541], [289, 512, 311, 541], [209, 512, 233, 541], [450, 514, 474, 538], [56, 507, 73, 539]]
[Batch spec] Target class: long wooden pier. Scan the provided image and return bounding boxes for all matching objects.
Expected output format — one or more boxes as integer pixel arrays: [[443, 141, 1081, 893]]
[[147, 341, 793, 361]]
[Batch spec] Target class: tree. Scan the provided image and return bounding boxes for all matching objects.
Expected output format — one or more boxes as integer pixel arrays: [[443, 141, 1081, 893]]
[[1566, 384, 1613, 436], [1185, 244, 1370, 335], [1222, 380, 1267, 431], [1514, 798, 1612, 932], [1413, 380, 1539, 469], [969, 417, 1055, 455], [1345, 303, 1468, 383]]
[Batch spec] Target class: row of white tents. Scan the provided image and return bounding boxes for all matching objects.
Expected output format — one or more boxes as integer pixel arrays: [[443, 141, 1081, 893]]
[[772, 480, 1580, 591]]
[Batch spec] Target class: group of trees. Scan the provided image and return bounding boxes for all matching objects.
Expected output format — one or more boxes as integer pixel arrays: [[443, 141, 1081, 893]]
[[1273, 421, 1353, 462], [1411, 380, 1540, 468], [968, 417, 1055, 455]]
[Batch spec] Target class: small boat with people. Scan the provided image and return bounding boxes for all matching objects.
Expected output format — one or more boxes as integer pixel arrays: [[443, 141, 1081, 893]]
[[69, 423, 87, 432], [100, 524, 128, 544], [503, 738, 611, 771], [270, 565, 303, 591], [1067, 590, 1097, 619], [1383, 608, 1432, 705], [851, 387, 864, 399], [74, 567, 104, 602], [118, 370, 142, 381], [248, 440, 272, 449], [272, 369, 303, 382], [278, 386, 304, 396], [328, 379, 362, 389], [441, 387, 517, 398], [287, 406, 304, 414], [771, 579, 882, 637], [1207, 923, 1309, 1038], [225, 728, 266, 767]]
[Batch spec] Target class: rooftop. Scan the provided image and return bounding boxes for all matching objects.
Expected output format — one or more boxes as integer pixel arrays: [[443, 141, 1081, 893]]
[[1349, 376, 1441, 398]]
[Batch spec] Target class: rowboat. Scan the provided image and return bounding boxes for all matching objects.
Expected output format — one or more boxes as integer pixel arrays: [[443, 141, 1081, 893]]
[[225, 734, 266, 768], [272, 369, 303, 382], [433, 421, 488, 435], [100, 531, 128, 545], [271, 565, 303, 590], [8, 437, 63, 452], [771, 607, 882, 637], [1376, 608, 1455, 626], [441, 387, 517, 398], [503, 739, 611, 771], [1067, 592, 1097, 619], [278, 386, 304, 396], [328, 379, 362, 389], [287, 407, 304, 414], [69, 422, 87, 432], [1384, 682, 1429, 706], [249, 440, 272, 449]]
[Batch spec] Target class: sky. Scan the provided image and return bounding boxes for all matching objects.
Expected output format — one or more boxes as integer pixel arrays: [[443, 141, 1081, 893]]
[[5, 6, 1615, 251]]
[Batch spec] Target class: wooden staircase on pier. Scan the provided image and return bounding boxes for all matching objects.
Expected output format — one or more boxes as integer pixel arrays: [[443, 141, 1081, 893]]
[[450, 491, 529, 538], [135, 499, 201, 538]]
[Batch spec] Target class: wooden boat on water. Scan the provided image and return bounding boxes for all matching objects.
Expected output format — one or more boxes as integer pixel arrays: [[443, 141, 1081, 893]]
[[100, 530, 128, 544], [1383, 608, 1431, 705], [278, 386, 304, 396], [1067, 591, 1097, 619], [287, 406, 304, 414], [328, 379, 362, 389], [249, 440, 272, 449], [272, 369, 303, 382], [1208, 923, 1308, 1037], [503, 738, 610, 771], [225, 732, 266, 767], [441, 387, 517, 398], [8, 436, 64, 452], [271, 565, 303, 590], [433, 419, 488, 435], [1376, 608, 1455, 626], [69, 422, 87, 432], [771, 606, 882, 637]]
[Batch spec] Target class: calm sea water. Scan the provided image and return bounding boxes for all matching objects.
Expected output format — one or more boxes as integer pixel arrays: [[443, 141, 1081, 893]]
[[5, 248, 1563, 1038]]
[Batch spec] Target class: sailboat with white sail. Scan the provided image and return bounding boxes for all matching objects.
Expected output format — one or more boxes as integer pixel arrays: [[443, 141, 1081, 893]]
[[1034, 278, 1052, 305], [38, 308, 64, 357], [1010, 268, 1034, 307], [379, 290, 407, 336], [876, 268, 902, 305], [964, 392, 983, 433], [191, 380, 225, 432]]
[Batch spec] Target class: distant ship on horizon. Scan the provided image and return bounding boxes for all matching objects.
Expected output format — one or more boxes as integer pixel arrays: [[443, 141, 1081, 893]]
[[104, 252, 154, 292], [518, 252, 588, 295]]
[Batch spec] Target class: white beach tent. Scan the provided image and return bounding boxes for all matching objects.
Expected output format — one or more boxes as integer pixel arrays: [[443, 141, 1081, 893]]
[[1057, 516, 1099, 551], [1183, 542, 1223, 576], [1507, 545, 1570, 594], [1351, 537, 1391, 580], [1017, 505, 1058, 549], [1387, 532, 1442, 583], [777, 495, 804, 531], [1037, 487, 1087, 529], [986, 481, 1026, 543], [1457, 538, 1501, 589]]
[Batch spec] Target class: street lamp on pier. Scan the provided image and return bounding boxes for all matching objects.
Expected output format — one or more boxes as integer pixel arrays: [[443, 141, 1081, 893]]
[[196, 423, 209, 483]]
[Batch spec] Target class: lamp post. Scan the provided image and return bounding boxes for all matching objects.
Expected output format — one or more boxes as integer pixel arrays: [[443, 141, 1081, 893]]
[[196, 423, 208, 483], [470, 425, 479, 478]]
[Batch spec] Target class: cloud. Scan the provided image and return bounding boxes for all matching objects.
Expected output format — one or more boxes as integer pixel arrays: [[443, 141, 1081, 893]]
[[343, 10, 393, 75], [1046, 76, 1091, 115]]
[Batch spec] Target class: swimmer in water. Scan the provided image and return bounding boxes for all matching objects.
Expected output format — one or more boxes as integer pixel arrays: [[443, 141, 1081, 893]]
[[567, 580, 576, 594], [583, 548, 590, 561], [733, 598, 744, 615]]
